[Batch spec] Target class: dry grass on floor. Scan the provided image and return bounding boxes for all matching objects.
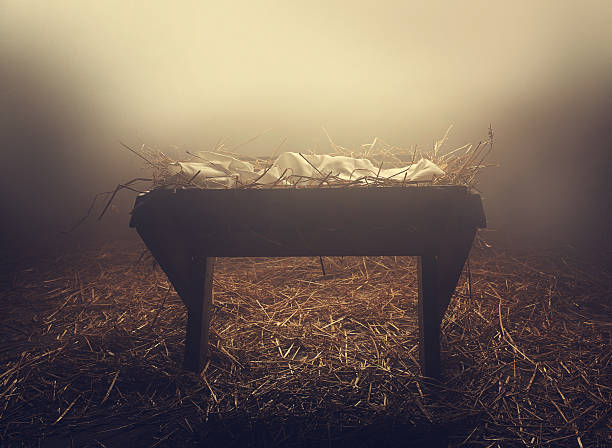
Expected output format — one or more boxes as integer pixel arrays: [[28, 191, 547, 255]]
[[0, 241, 610, 447]]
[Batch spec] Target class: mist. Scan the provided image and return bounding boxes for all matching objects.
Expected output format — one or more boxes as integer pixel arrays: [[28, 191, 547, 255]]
[[2, 0, 612, 254]]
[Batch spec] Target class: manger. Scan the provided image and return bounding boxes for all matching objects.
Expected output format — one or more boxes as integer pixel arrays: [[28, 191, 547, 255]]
[[129, 185, 486, 378]]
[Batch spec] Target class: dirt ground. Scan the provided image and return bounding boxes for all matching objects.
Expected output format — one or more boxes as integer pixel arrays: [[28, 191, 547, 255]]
[[1, 239, 610, 447]]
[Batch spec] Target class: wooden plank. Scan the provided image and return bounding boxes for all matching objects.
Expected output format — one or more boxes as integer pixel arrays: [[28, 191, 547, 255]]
[[435, 229, 477, 323], [135, 225, 215, 373], [134, 225, 469, 257], [184, 256, 214, 373], [130, 187, 485, 257], [170, 227, 439, 257], [130, 186, 485, 235], [418, 255, 440, 378]]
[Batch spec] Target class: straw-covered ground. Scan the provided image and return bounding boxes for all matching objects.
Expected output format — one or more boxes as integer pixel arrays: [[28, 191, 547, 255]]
[[1, 238, 610, 447]]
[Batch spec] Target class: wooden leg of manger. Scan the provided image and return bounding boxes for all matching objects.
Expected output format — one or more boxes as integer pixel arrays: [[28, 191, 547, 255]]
[[418, 255, 440, 378], [136, 227, 215, 374], [184, 256, 214, 373]]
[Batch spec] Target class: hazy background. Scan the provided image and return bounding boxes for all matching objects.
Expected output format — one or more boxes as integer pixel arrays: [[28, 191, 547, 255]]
[[1, 1, 611, 254]]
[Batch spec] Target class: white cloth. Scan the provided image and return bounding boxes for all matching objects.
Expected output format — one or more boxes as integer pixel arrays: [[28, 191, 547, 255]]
[[167, 151, 444, 188]]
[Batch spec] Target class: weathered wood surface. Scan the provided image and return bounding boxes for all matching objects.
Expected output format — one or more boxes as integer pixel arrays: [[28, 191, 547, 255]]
[[418, 255, 440, 378], [130, 186, 485, 257], [130, 186, 486, 378]]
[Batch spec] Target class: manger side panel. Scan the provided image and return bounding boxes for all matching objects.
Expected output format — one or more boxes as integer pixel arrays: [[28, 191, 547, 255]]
[[183, 187, 456, 230], [133, 214, 447, 257], [184, 226, 442, 257], [131, 186, 479, 234], [130, 187, 484, 258]]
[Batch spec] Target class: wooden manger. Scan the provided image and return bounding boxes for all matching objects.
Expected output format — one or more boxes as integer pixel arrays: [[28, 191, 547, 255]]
[[129, 186, 486, 378]]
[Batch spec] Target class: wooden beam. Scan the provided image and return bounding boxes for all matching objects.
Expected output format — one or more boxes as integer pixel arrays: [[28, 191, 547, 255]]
[[184, 256, 214, 373], [130, 187, 485, 235], [418, 255, 440, 378], [435, 229, 477, 323], [136, 226, 215, 373]]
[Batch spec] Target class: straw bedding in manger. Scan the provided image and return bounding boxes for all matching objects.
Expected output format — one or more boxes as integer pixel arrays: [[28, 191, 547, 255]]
[[111, 126, 493, 196], [80, 126, 491, 230], [1, 242, 610, 447]]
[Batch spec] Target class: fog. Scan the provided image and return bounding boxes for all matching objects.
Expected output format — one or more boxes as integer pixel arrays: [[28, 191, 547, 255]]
[[1, 1, 611, 254]]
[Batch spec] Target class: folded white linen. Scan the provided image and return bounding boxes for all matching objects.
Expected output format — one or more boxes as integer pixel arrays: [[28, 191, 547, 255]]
[[167, 152, 444, 188]]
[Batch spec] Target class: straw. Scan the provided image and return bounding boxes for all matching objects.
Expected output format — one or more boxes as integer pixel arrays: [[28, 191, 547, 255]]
[[1, 241, 609, 446], [128, 128, 495, 191]]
